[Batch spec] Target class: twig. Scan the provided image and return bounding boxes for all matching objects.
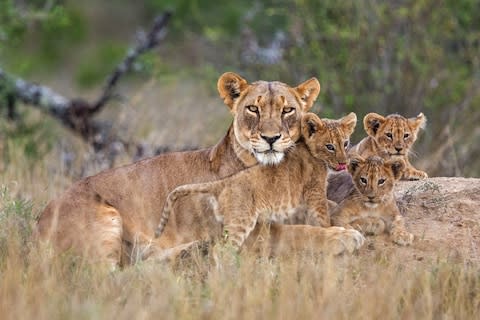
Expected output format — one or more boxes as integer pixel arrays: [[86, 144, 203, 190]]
[[91, 12, 172, 114]]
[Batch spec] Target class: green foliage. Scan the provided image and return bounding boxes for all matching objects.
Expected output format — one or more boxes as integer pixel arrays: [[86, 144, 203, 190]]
[[0, 0, 27, 45], [0, 1, 86, 75], [0, 109, 56, 164], [75, 42, 127, 88]]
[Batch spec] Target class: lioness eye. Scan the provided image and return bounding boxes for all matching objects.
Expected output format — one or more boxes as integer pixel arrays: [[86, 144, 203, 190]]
[[344, 140, 349, 149], [385, 132, 393, 139], [378, 178, 386, 185], [404, 133, 410, 139], [360, 177, 367, 185], [326, 144, 335, 152], [282, 107, 295, 114], [246, 105, 259, 113]]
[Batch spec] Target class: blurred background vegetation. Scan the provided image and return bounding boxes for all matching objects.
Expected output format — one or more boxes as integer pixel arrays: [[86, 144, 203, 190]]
[[1, 0, 479, 195]]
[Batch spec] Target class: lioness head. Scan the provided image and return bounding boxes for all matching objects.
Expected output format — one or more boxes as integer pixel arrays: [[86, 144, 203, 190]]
[[301, 112, 357, 171], [348, 155, 405, 208], [218, 72, 321, 165], [363, 112, 426, 157]]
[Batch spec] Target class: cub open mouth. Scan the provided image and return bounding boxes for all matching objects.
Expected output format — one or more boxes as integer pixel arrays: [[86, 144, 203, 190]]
[[335, 164, 347, 171]]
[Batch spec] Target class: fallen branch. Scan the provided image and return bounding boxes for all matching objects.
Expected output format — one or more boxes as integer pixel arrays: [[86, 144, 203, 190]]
[[0, 11, 172, 152]]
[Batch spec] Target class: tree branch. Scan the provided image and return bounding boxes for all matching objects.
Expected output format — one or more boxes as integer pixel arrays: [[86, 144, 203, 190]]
[[0, 11, 172, 152]]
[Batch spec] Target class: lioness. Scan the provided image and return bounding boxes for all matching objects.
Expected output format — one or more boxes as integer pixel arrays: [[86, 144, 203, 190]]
[[36, 72, 362, 268], [349, 112, 427, 180], [331, 155, 414, 246], [155, 113, 364, 252]]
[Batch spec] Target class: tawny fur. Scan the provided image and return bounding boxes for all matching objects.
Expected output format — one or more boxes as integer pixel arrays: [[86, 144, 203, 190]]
[[330, 155, 414, 246], [349, 112, 427, 180], [155, 113, 363, 251], [35, 72, 364, 267]]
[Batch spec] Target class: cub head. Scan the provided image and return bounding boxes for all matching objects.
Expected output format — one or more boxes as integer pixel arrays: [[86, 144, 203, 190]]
[[348, 155, 405, 208], [218, 72, 320, 165], [301, 112, 357, 171], [363, 112, 426, 157]]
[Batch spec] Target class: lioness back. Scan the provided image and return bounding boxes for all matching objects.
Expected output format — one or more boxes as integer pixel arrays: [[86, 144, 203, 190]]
[[156, 112, 357, 250]]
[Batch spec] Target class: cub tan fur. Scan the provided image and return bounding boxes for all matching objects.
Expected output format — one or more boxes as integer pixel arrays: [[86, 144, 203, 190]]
[[331, 155, 414, 245], [349, 112, 427, 180], [36, 72, 364, 268], [155, 113, 365, 252]]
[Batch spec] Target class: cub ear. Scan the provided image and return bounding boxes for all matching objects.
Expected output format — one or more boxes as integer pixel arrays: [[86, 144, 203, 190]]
[[386, 159, 406, 180], [408, 112, 427, 133], [348, 155, 365, 175], [363, 113, 386, 137], [295, 78, 321, 112], [217, 72, 249, 110], [340, 112, 357, 136], [301, 112, 324, 138]]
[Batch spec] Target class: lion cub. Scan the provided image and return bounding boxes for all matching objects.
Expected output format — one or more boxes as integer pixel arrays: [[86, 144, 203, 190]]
[[155, 112, 357, 251], [349, 112, 427, 180], [331, 155, 414, 245]]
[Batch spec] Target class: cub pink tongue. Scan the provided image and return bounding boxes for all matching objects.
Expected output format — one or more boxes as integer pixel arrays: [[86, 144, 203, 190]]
[[336, 164, 347, 171]]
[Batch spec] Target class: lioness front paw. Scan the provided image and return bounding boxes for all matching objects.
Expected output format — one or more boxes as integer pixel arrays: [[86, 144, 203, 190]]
[[391, 230, 414, 246], [325, 227, 365, 255]]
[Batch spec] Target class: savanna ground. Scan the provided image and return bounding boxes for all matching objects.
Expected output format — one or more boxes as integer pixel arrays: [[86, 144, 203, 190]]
[[1, 1, 480, 319]]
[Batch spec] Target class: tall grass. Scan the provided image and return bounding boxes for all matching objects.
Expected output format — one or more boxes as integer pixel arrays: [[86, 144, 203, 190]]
[[1, 186, 479, 319]]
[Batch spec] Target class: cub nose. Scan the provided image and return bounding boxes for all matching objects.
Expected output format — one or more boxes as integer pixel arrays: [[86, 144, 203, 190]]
[[261, 134, 281, 146], [367, 196, 375, 201], [395, 146, 403, 152]]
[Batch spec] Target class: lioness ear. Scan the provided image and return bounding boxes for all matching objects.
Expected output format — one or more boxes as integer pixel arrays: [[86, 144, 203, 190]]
[[348, 155, 365, 174], [386, 159, 406, 180], [295, 78, 321, 112], [302, 113, 324, 138], [341, 112, 357, 136], [408, 112, 427, 133], [217, 72, 249, 110], [363, 113, 386, 137]]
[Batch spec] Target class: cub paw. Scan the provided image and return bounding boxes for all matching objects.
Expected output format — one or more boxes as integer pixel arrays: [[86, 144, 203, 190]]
[[391, 230, 414, 246], [352, 218, 386, 236], [325, 227, 365, 255], [404, 169, 428, 181]]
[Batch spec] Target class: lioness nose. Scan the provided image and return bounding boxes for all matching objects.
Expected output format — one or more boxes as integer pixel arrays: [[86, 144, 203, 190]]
[[395, 146, 403, 152], [261, 134, 281, 146]]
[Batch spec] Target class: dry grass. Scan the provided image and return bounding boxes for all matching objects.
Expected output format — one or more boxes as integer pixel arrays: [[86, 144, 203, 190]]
[[1, 207, 479, 320], [1, 79, 480, 320]]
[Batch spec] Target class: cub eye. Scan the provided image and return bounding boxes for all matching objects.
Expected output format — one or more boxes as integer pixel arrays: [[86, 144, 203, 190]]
[[282, 107, 295, 114], [246, 105, 259, 113], [378, 178, 386, 185], [360, 177, 367, 185], [343, 140, 349, 149], [385, 132, 393, 139], [325, 144, 335, 152], [403, 133, 410, 139]]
